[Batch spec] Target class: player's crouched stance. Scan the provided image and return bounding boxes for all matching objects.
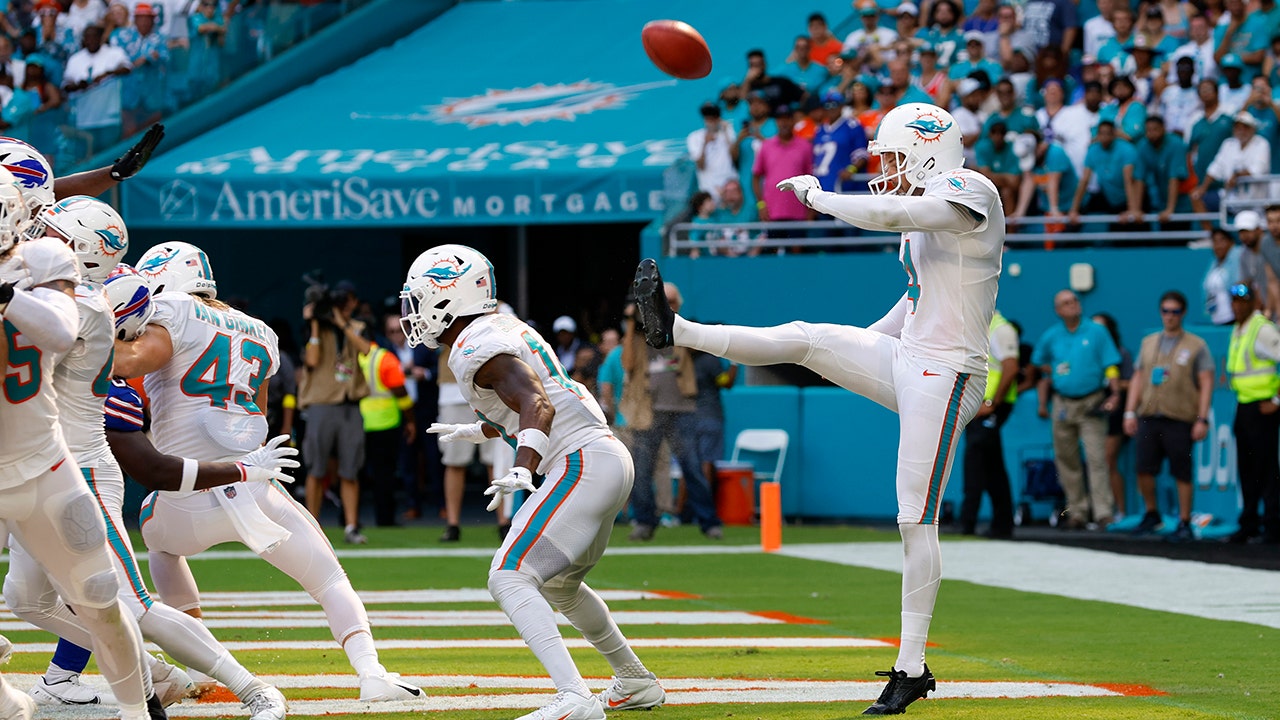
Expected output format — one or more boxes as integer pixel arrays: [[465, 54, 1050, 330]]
[[633, 103, 1004, 716], [402, 246, 664, 720]]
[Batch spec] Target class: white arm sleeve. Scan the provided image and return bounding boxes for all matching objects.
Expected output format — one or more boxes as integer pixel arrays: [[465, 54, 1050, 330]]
[[4, 286, 79, 355], [808, 191, 982, 234], [868, 292, 911, 338]]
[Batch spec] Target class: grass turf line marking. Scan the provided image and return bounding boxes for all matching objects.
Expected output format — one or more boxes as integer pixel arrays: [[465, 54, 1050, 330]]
[[3, 636, 892, 653], [16, 588, 695, 607]]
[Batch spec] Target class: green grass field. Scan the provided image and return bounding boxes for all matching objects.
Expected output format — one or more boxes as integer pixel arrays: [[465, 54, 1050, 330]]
[[2, 525, 1274, 719]]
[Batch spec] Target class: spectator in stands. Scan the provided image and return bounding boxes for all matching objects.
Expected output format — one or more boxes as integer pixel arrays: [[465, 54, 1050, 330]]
[[1034, 76, 1066, 142], [21, 55, 61, 114], [379, 314, 423, 521], [963, 0, 1000, 48], [1083, 0, 1117, 59], [1194, 112, 1272, 209], [1022, 0, 1077, 57], [734, 92, 775, 210], [1263, 205, 1280, 288], [570, 343, 602, 399], [710, 178, 760, 257], [807, 12, 843, 66], [690, 348, 735, 517], [113, 2, 167, 136], [812, 90, 867, 194], [597, 306, 629, 432], [1161, 56, 1201, 136], [741, 49, 803, 110], [63, 24, 130, 150], [1168, 14, 1216, 84], [1097, 5, 1136, 73], [0, 34, 26, 87], [893, 3, 919, 44], [752, 103, 812, 226], [1053, 80, 1103, 177], [918, 0, 963, 66], [975, 120, 1022, 212], [959, 309, 1019, 538], [358, 324, 415, 529], [66, 0, 107, 44], [1217, 54, 1250, 116], [1134, 115, 1190, 224], [188, 0, 225, 97], [1034, 289, 1122, 529], [843, 5, 896, 61], [1225, 282, 1280, 545], [552, 315, 582, 372], [996, 2, 1035, 69], [688, 101, 738, 203], [1100, 75, 1145, 142], [1216, 0, 1269, 79], [687, 190, 717, 258], [983, 78, 1039, 138], [1187, 80, 1235, 217], [951, 31, 1004, 89], [1123, 291, 1214, 542], [621, 282, 722, 541], [1232, 211, 1279, 319], [1127, 36, 1165, 104], [103, 2, 129, 43], [1244, 77, 1280, 172], [1205, 227, 1244, 325], [718, 80, 747, 126], [1135, 5, 1179, 58], [1092, 312, 1134, 522], [1013, 129, 1077, 222], [781, 35, 827, 93], [886, 57, 931, 105], [914, 43, 951, 106], [953, 78, 987, 166], [1157, 0, 1192, 42], [1068, 120, 1142, 228]]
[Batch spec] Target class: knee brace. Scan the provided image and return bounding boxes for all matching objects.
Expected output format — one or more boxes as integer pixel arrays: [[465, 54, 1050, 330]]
[[60, 494, 107, 553], [65, 568, 121, 610]]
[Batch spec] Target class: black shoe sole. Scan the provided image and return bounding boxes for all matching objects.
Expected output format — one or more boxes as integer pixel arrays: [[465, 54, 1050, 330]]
[[863, 671, 935, 715], [633, 259, 673, 349]]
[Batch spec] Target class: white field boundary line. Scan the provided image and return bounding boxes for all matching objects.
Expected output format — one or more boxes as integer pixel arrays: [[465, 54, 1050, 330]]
[[0, 610, 797, 631], [3, 637, 893, 654], [0, 589, 695, 609], [0, 544, 769, 562]]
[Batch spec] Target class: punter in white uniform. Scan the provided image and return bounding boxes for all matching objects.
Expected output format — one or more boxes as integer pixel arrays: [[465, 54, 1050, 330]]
[[632, 103, 1004, 716], [111, 242, 420, 704], [0, 173, 153, 720], [2, 200, 290, 719], [402, 245, 664, 720]]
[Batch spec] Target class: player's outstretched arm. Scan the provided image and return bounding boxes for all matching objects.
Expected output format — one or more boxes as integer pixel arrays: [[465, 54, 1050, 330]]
[[113, 323, 173, 378], [808, 190, 981, 234], [107, 430, 298, 491], [53, 124, 166, 199], [1, 280, 79, 355]]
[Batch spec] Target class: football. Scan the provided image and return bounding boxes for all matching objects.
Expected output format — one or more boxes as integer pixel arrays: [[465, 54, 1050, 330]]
[[641, 20, 713, 80]]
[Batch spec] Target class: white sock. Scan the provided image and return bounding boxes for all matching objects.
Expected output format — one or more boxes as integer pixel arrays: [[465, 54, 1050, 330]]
[[542, 584, 648, 677], [342, 630, 383, 677], [895, 524, 942, 678], [675, 316, 814, 366], [491, 571, 591, 698], [45, 664, 77, 682]]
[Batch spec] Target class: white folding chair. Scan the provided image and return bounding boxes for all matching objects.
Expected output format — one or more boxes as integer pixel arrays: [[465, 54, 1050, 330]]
[[729, 429, 789, 488]]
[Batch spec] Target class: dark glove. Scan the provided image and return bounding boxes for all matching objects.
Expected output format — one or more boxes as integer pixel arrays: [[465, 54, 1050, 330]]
[[110, 123, 165, 181], [0, 281, 13, 311]]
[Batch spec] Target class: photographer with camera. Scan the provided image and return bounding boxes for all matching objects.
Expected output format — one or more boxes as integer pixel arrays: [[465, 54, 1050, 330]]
[[299, 276, 372, 544]]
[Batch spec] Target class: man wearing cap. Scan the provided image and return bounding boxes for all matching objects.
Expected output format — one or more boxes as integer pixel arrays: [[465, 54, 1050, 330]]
[[1226, 282, 1280, 544], [112, 2, 169, 134], [952, 78, 988, 166], [688, 101, 738, 203], [552, 315, 583, 373], [781, 35, 828, 92], [842, 5, 897, 60], [1160, 56, 1202, 135], [752, 102, 813, 224], [950, 31, 1004, 87], [1216, 54, 1251, 115], [1193, 111, 1272, 208], [893, 3, 920, 47], [812, 90, 867, 193], [1099, 75, 1145, 142], [1231, 211, 1279, 318], [1134, 115, 1191, 224]]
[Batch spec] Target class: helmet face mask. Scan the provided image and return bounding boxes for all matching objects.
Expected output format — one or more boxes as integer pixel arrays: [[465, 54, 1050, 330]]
[[0, 168, 28, 256], [104, 264, 155, 341], [40, 195, 128, 283], [400, 244, 498, 349], [869, 103, 964, 196]]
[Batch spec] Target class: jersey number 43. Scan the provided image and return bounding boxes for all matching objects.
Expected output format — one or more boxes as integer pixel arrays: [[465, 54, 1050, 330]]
[[180, 333, 272, 413]]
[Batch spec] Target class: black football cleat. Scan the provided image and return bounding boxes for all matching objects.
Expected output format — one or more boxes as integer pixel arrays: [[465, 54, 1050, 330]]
[[863, 664, 935, 715], [146, 692, 169, 720], [633, 258, 675, 349]]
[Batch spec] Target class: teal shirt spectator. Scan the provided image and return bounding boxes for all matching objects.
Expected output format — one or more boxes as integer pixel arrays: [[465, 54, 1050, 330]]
[[1135, 131, 1190, 211], [1213, 23, 1264, 80], [974, 138, 1021, 175], [690, 214, 716, 248], [1085, 138, 1138, 207], [1245, 104, 1280, 172], [1188, 112, 1235, 187], [874, 0, 901, 29], [981, 107, 1039, 137], [1031, 142, 1078, 214], [898, 85, 934, 105], [1096, 37, 1133, 70], [713, 201, 759, 225], [917, 27, 965, 65], [736, 118, 776, 209], [948, 57, 1004, 83], [1098, 100, 1146, 141], [597, 346, 626, 428], [780, 61, 829, 93], [1032, 320, 1122, 398]]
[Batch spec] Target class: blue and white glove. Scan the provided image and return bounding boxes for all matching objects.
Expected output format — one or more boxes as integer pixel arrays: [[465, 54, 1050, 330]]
[[237, 435, 300, 483], [776, 174, 821, 208], [427, 421, 487, 444], [484, 466, 536, 511]]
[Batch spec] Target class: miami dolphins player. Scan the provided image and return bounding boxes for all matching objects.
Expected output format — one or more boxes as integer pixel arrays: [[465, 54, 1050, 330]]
[[2, 203, 290, 720], [402, 245, 664, 720], [632, 103, 1004, 716], [112, 242, 420, 704], [0, 171, 156, 720]]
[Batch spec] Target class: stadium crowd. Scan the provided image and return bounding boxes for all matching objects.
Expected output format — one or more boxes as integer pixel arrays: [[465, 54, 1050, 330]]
[[686, 0, 1280, 250]]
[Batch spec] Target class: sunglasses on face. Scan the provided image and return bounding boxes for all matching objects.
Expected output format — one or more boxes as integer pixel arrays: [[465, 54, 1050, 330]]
[[1160, 307, 1184, 315]]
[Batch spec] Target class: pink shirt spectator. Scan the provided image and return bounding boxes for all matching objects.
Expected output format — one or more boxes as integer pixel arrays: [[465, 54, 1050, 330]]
[[753, 135, 813, 220]]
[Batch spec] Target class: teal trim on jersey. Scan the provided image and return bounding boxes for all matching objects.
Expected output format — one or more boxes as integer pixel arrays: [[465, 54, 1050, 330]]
[[475, 410, 517, 450], [139, 491, 158, 528], [499, 450, 583, 572], [921, 373, 970, 524], [84, 469, 153, 609]]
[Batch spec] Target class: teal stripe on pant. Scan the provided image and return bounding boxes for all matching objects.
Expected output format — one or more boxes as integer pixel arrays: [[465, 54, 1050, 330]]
[[500, 451, 584, 572], [83, 468, 153, 609], [920, 373, 970, 523]]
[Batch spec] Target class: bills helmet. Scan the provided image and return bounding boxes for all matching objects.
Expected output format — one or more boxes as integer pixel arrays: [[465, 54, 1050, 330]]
[[0, 137, 55, 225], [0, 167, 27, 255], [104, 264, 155, 341]]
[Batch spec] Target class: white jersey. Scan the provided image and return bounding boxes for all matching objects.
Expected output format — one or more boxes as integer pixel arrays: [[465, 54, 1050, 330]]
[[52, 283, 116, 468], [0, 238, 80, 488], [899, 168, 1004, 375], [144, 293, 280, 466], [450, 313, 611, 476]]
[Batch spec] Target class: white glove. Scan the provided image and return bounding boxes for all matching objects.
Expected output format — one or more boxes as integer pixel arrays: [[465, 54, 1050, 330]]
[[484, 466, 536, 511], [776, 174, 821, 207], [236, 435, 300, 483], [426, 421, 489, 444]]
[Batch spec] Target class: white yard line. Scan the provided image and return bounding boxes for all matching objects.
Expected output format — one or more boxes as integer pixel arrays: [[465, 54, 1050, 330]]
[[779, 542, 1280, 629]]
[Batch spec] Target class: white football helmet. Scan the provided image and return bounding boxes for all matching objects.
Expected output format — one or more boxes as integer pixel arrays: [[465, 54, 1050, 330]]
[[36, 195, 128, 283], [868, 103, 965, 195], [135, 241, 217, 298], [104, 264, 155, 341], [0, 137, 55, 225], [400, 244, 498, 349], [0, 167, 27, 255]]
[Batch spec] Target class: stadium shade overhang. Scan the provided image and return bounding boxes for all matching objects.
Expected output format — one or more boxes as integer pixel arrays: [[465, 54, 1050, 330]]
[[122, 0, 838, 230]]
